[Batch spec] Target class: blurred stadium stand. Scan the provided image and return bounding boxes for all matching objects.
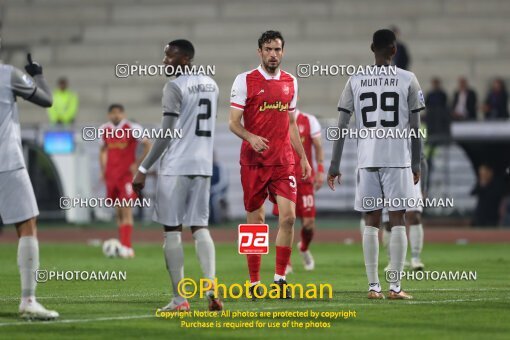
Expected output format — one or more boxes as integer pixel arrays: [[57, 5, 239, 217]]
[[1, 0, 509, 222], [1, 0, 509, 123]]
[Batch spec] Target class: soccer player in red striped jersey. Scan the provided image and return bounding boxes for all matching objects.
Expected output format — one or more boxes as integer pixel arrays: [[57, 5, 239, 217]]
[[273, 110, 324, 273], [99, 104, 151, 257], [229, 31, 312, 299]]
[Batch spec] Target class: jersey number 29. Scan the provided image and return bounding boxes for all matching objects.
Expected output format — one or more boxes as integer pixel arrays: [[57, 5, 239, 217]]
[[360, 92, 399, 128]]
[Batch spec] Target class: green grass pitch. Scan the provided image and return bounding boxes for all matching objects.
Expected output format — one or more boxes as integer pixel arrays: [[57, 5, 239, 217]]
[[0, 240, 509, 339]]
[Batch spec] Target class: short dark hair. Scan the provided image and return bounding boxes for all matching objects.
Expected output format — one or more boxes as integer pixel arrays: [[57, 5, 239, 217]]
[[372, 29, 396, 51], [258, 30, 284, 49], [168, 39, 195, 59], [108, 103, 124, 112]]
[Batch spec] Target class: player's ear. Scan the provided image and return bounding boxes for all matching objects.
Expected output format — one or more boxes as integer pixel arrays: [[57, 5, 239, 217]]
[[391, 44, 397, 57], [370, 43, 375, 52]]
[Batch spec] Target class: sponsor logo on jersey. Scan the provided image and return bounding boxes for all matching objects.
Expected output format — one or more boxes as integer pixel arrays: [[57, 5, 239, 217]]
[[258, 101, 289, 112]]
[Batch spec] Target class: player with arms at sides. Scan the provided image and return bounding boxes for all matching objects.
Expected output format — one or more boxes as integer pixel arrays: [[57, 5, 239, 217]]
[[328, 29, 424, 300], [229, 30, 312, 299], [361, 152, 428, 272], [132, 39, 222, 311], [0, 52, 58, 319], [379, 154, 428, 271], [99, 104, 151, 258], [273, 109, 324, 273]]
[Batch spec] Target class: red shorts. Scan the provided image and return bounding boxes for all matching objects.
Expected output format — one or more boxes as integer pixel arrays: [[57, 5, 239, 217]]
[[241, 165, 297, 212], [106, 175, 136, 201], [273, 182, 316, 218]]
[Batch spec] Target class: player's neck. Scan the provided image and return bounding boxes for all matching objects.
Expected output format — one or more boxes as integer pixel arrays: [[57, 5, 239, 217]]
[[374, 57, 392, 66], [260, 64, 279, 76]]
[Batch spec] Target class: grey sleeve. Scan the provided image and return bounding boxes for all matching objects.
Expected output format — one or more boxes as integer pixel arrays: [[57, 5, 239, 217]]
[[408, 75, 425, 114], [140, 115, 178, 171], [420, 155, 428, 193], [328, 110, 351, 175], [11, 68, 52, 107], [337, 78, 355, 113], [162, 81, 183, 116], [410, 112, 422, 173]]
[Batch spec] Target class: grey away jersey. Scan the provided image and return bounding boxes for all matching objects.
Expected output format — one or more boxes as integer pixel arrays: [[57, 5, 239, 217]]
[[338, 66, 425, 168], [158, 74, 219, 176], [0, 65, 38, 172]]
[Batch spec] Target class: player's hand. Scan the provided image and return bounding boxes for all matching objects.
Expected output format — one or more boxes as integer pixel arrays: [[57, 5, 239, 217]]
[[314, 171, 324, 191], [132, 171, 146, 197], [247, 134, 269, 153], [25, 53, 43, 76], [327, 170, 342, 191], [301, 157, 312, 180], [413, 171, 420, 185]]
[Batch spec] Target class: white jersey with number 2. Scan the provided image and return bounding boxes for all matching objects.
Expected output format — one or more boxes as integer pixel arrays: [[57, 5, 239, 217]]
[[158, 74, 219, 176]]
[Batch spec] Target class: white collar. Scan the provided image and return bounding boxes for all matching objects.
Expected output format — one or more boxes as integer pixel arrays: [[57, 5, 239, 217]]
[[257, 65, 281, 80]]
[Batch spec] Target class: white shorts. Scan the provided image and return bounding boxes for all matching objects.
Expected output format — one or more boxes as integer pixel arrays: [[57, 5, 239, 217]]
[[407, 180, 423, 213], [354, 167, 414, 212], [153, 175, 210, 227], [0, 168, 39, 224]]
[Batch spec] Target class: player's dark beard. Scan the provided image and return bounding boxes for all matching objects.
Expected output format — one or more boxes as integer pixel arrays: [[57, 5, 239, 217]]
[[263, 59, 280, 73]]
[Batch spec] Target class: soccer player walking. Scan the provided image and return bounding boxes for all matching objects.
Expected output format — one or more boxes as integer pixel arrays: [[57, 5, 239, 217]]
[[273, 110, 324, 273], [0, 53, 58, 319], [328, 29, 424, 300], [229, 31, 312, 298], [132, 39, 222, 311], [99, 104, 151, 258]]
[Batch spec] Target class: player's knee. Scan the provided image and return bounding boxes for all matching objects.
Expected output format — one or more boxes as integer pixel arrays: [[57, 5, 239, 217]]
[[15, 218, 37, 237], [407, 212, 421, 225], [279, 214, 296, 229], [302, 218, 315, 230]]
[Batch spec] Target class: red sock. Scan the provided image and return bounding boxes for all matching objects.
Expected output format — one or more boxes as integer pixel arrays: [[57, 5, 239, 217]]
[[275, 246, 292, 276], [119, 224, 133, 248], [300, 228, 314, 251], [124, 224, 133, 248], [247, 254, 261, 283], [118, 225, 126, 246]]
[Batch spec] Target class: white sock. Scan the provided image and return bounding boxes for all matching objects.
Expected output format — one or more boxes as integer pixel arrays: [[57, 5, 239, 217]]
[[274, 274, 285, 282], [192, 229, 215, 281], [409, 224, 424, 260], [18, 236, 39, 304], [250, 281, 261, 286], [382, 228, 391, 263], [389, 226, 407, 292], [163, 232, 185, 303], [362, 226, 380, 288], [359, 216, 366, 236]]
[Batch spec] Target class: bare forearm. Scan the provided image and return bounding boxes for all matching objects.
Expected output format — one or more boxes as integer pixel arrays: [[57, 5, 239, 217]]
[[290, 123, 306, 160], [229, 119, 254, 142], [313, 139, 324, 167], [99, 149, 107, 174]]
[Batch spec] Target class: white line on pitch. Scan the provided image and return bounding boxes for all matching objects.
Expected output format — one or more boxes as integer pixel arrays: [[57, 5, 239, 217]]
[[0, 297, 508, 327], [0, 314, 153, 327]]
